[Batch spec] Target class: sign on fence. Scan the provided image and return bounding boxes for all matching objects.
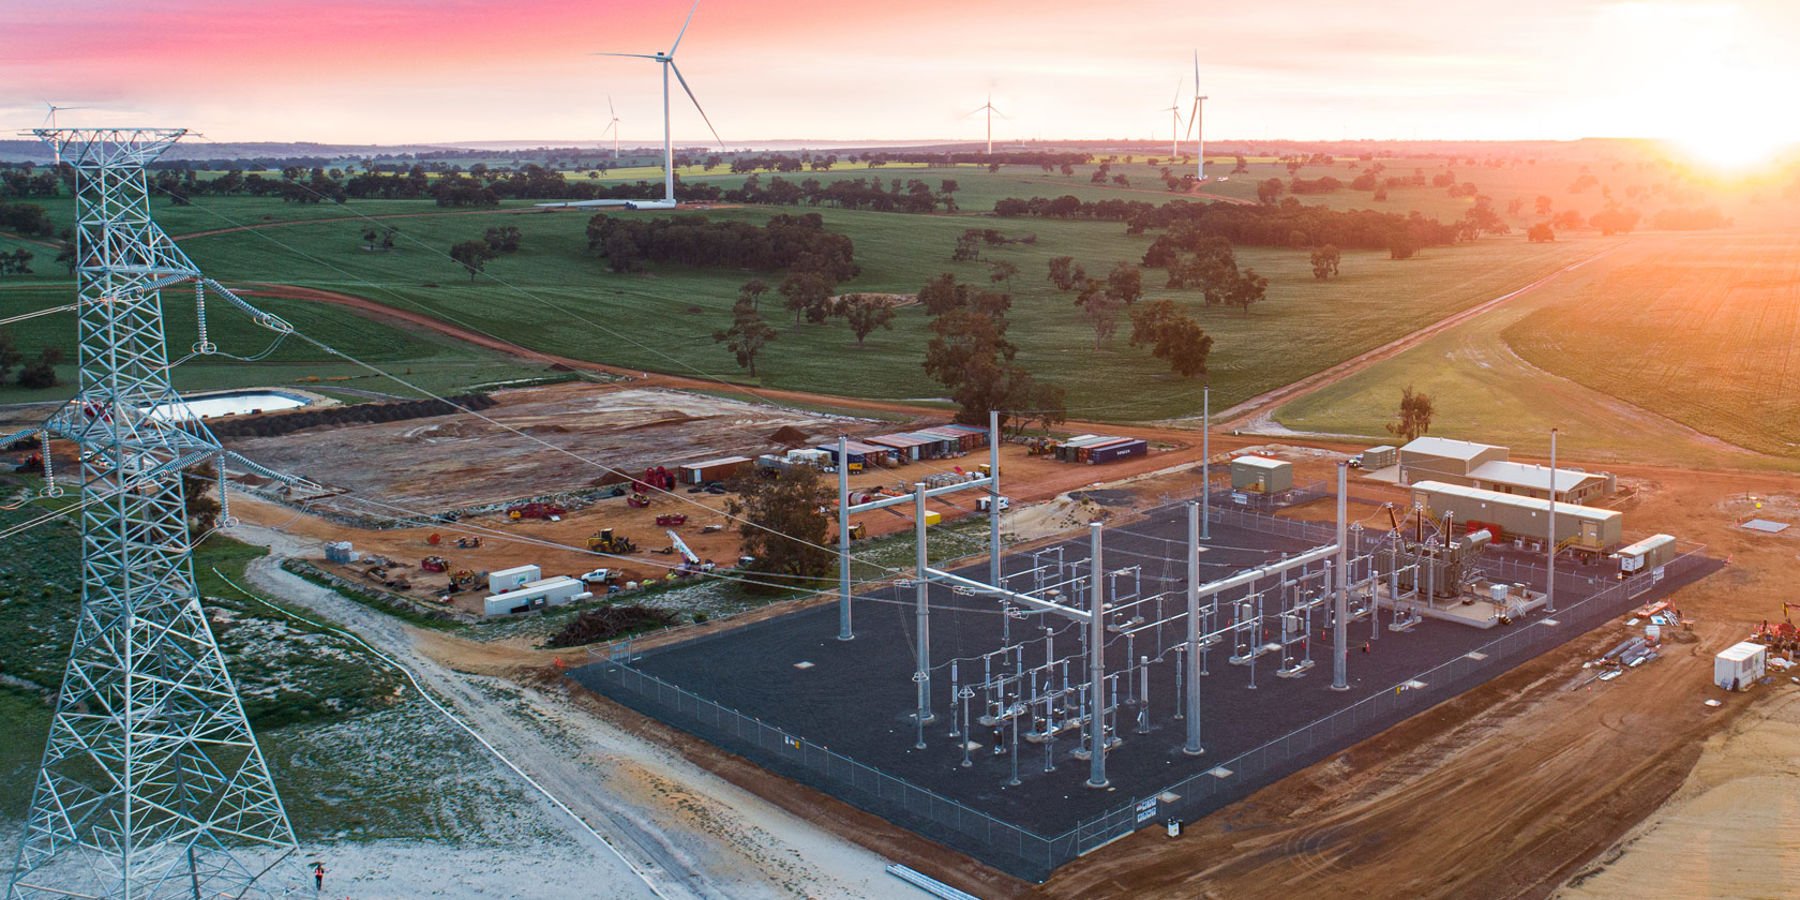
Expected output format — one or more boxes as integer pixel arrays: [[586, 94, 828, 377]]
[[1135, 797, 1158, 825]]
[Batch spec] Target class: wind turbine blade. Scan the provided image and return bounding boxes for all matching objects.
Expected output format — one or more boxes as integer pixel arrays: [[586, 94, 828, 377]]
[[608, 94, 616, 118], [966, 105, 988, 117], [593, 52, 659, 59], [601, 120, 618, 139], [669, 0, 701, 57], [991, 106, 1008, 120], [1184, 110, 1197, 142], [669, 61, 726, 150]]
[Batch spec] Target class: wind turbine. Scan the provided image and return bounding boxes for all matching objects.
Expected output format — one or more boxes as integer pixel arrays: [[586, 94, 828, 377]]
[[595, 0, 725, 209], [967, 95, 1006, 156], [42, 102, 84, 164], [1183, 52, 1209, 182], [601, 95, 622, 160], [1162, 80, 1184, 158]]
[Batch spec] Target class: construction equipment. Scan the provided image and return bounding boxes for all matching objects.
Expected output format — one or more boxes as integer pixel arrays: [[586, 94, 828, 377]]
[[627, 493, 651, 509], [655, 513, 688, 527], [455, 536, 483, 549], [508, 501, 567, 520], [420, 556, 450, 573], [588, 527, 637, 554], [847, 522, 867, 540], [667, 530, 700, 566], [449, 569, 477, 590]]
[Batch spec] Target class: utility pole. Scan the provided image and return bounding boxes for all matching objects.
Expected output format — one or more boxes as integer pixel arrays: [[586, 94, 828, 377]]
[[1332, 463, 1349, 691], [1547, 428, 1558, 614], [1184, 502, 1204, 754], [1201, 385, 1211, 540], [837, 434, 852, 640], [914, 482, 934, 742], [1086, 523, 1109, 788]]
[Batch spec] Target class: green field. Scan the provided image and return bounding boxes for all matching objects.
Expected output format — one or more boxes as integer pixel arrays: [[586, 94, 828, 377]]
[[1276, 230, 1800, 471], [1, 148, 1744, 421]]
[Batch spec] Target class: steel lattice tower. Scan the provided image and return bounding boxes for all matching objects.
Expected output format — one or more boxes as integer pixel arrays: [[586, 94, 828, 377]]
[[7, 129, 296, 899]]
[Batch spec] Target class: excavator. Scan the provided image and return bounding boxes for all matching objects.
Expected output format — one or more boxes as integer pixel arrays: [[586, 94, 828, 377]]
[[588, 527, 637, 554]]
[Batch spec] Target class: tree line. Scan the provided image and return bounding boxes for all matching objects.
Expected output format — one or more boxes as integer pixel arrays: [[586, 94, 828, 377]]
[[586, 212, 858, 282]]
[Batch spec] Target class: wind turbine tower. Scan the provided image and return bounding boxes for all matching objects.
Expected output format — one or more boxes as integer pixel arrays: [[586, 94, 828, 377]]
[[968, 95, 1005, 155], [602, 95, 622, 160], [1163, 80, 1184, 158], [1185, 52, 1209, 182], [596, 0, 725, 208]]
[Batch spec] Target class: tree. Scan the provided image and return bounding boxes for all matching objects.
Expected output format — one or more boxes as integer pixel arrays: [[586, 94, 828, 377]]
[[16, 347, 61, 389], [0, 329, 20, 382], [737, 279, 769, 311], [449, 239, 495, 280], [1388, 230, 1419, 260], [727, 466, 834, 591], [1590, 207, 1639, 236], [1526, 222, 1555, 243], [1225, 268, 1267, 315], [1256, 178, 1285, 205], [1075, 278, 1120, 348], [987, 260, 1019, 290], [951, 229, 983, 262], [1105, 261, 1143, 306], [1129, 299, 1213, 377], [1047, 256, 1085, 291], [1386, 384, 1434, 444], [183, 464, 222, 539], [922, 308, 1026, 426], [837, 294, 895, 346], [779, 271, 834, 324], [918, 272, 969, 315], [55, 241, 76, 274], [362, 228, 379, 251], [713, 296, 778, 376], [1309, 244, 1341, 279], [483, 225, 522, 253]]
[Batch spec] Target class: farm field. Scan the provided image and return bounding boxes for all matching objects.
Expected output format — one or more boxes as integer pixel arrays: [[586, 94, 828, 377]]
[[1275, 230, 1800, 471], [52, 187, 1594, 421], [1506, 230, 1800, 459]]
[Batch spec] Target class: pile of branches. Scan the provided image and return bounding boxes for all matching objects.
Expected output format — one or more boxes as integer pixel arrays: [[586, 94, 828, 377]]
[[209, 392, 496, 439], [546, 605, 679, 648]]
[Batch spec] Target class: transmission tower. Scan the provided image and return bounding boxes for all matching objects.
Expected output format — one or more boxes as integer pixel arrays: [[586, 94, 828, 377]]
[[6, 129, 297, 899]]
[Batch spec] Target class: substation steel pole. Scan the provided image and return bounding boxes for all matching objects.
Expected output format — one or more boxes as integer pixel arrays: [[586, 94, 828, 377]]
[[1087, 522, 1110, 788], [838, 434, 853, 640], [1184, 501, 1204, 754], [1332, 462, 1350, 691], [990, 410, 1003, 638], [1547, 428, 1558, 614], [915, 482, 934, 738], [1201, 385, 1211, 540]]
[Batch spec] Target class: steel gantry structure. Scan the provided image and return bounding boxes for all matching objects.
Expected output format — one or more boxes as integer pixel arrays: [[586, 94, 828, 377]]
[[7, 129, 297, 900]]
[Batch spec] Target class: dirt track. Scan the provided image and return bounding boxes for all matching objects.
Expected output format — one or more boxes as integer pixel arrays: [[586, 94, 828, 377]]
[[1208, 243, 1623, 429]]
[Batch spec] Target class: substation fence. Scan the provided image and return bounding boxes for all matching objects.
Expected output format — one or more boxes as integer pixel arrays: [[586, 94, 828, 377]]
[[588, 500, 1712, 879], [588, 662, 1077, 881]]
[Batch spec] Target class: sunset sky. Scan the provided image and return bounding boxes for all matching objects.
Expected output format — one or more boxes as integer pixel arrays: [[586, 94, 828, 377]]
[[4, 0, 1797, 151]]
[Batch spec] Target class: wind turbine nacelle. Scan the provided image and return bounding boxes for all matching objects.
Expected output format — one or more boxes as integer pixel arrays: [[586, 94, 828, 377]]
[[624, 199, 680, 210]]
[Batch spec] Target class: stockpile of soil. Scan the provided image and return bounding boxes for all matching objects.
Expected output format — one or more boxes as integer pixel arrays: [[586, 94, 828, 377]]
[[546, 605, 679, 648], [768, 425, 811, 446]]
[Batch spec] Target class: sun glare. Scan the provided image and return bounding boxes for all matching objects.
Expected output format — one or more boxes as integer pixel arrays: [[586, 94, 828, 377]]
[[1672, 128, 1792, 171]]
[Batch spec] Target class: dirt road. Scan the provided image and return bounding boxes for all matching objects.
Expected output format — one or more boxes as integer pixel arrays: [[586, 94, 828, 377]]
[[234, 520, 909, 900], [1208, 244, 1622, 429]]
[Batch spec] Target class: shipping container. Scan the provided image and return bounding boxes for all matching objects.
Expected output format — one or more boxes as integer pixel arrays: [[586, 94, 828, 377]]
[[678, 455, 753, 485], [483, 575, 590, 617], [488, 564, 542, 594], [1088, 439, 1148, 464], [1360, 445, 1397, 470], [935, 423, 992, 448], [1057, 434, 1118, 463]]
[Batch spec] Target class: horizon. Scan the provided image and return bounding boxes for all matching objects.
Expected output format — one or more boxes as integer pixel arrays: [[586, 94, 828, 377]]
[[6, 0, 1798, 168]]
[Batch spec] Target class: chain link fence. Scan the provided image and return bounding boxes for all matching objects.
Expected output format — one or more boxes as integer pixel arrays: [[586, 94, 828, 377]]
[[585, 501, 1712, 880]]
